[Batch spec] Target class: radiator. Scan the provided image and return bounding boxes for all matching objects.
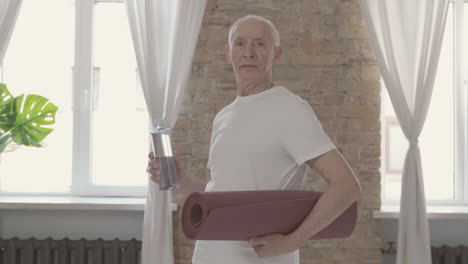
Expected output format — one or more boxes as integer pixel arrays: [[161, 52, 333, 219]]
[[432, 245, 468, 264], [382, 242, 468, 264], [0, 237, 142, 264]]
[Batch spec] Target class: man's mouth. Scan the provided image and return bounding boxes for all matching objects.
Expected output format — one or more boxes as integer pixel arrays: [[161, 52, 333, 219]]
[[240, 65, 258, 68]]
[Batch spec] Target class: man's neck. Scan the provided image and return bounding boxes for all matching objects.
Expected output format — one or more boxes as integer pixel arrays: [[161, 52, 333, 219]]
[[236, 79, 274, 97]]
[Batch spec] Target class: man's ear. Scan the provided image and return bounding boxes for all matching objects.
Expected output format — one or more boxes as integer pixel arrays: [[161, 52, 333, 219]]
[[273, 46, 282, 64], [225, 44, 232, 65]]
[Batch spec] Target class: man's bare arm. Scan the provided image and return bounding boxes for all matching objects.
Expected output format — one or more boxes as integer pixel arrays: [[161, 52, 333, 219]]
[[288, 149, 362, 245]]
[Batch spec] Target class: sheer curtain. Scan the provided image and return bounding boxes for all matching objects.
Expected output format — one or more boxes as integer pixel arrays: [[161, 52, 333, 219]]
[[0, 0, 22, 66], [125, 1, 206, 263], [360, 0, 450, 263]]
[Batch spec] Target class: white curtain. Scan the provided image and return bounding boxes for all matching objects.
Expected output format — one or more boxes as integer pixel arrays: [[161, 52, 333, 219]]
[[0, 0, 22, 64], [360, 1, 450, 263], [125, 1, 206, 264]]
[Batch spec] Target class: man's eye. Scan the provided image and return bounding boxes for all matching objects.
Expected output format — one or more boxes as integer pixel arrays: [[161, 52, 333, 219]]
[[236, 42, 244, 46]]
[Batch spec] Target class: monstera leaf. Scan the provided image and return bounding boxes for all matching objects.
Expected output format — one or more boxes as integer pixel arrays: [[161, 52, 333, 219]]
[[0, 83, 16, 134], [0, 83, 58, 152], [10, 94, 58, 147], [0, 83, 14, 106]]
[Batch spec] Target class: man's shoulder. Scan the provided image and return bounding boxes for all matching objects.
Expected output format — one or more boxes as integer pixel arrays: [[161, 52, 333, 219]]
[[212, 101, 236, 124], [272, 85, 302, 99], [273, 86, 319, 121], [273, 86, 309, 107]]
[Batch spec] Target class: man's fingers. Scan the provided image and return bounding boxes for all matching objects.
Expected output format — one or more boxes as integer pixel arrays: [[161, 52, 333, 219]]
[[148, 160, 158, 169], [147, 168, 160, 175], [150, 175, 159, 183], [149, 170, 160, 184], [249, 237, 265, 246], [148, 152, 160, 184]]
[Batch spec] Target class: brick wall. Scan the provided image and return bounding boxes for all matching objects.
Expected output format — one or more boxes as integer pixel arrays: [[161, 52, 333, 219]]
[[170, 0, 382, 263]]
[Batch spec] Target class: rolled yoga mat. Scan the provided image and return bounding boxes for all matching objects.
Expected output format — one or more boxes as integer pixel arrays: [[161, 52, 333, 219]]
[[181, 190, 357, 241]]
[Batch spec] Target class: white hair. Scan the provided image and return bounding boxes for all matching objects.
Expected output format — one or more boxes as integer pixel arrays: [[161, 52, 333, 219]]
[[228, 15, 280, 48]]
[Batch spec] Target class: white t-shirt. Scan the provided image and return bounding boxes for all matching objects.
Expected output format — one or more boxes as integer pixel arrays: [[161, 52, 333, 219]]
[[192, 86, 336, 264]]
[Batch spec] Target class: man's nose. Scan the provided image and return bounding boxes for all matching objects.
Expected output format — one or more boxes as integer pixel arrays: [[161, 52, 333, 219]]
[[242, 46, 256, 58]]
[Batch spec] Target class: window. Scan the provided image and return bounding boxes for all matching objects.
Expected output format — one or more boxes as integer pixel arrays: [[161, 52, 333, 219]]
[[90, 2, 149, 190], [0, 0, 74, 193], [0, 0, 149, 197], [381, 0, 468, 205]]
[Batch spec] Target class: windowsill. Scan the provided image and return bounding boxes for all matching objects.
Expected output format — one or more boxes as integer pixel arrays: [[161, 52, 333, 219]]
[[0, 196, 178, 212], [373, 205, 468, 219]]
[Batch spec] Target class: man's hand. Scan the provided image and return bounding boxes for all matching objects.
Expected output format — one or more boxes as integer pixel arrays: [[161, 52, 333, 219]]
[[248, 233, 303, 259], [147, 151, 185, 184], [147, 151, 206, 196]]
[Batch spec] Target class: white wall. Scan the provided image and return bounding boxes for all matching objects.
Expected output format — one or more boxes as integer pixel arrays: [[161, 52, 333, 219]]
[[0, 210, 144, 240]]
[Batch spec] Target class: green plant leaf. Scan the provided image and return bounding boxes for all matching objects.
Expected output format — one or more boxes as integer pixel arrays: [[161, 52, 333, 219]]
[[0, 83, 14, 107], [11, 94, 58, 147], [0, 83, 16, 136], [0, 83, 16, 145], [0, 99, 16, 135], [0, 132, 14, 152]]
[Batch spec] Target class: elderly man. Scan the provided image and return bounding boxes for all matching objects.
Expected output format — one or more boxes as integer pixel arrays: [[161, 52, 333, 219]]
[[147, 15, 362, 264]]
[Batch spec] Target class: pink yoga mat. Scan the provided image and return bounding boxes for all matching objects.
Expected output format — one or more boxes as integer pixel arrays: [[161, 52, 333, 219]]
[[181, 190, 357, 241]]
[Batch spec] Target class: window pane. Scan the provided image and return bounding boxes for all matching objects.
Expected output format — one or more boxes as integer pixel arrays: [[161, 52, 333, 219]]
[[0, 0, 74, 193], [92, 2, 149, 186], [419, 1, 454, 199], [382, 3, 455, 201]]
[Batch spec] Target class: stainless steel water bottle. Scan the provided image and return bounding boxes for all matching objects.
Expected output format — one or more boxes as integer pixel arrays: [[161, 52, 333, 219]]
[[151, 120, 179, 190]]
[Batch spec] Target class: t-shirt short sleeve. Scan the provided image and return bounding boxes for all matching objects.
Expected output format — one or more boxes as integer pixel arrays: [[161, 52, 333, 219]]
[[281, 97, 336, 165]]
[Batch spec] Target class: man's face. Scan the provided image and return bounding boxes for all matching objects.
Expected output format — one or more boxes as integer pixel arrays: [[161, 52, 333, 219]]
[[225, 19, 282, 81]]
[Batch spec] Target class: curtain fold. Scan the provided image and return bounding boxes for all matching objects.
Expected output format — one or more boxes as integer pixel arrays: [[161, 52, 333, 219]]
[[359, 0, 450, 263], [0, 0, 22, 64], [125, 1, 206, 263]]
